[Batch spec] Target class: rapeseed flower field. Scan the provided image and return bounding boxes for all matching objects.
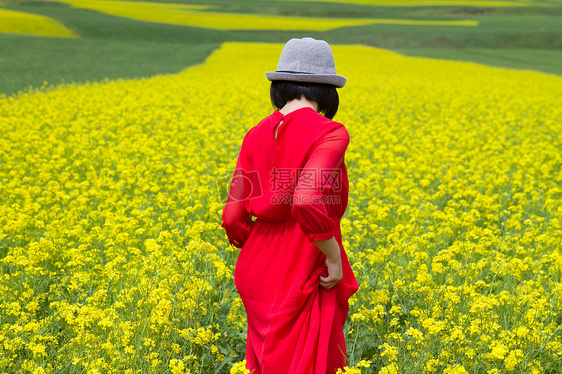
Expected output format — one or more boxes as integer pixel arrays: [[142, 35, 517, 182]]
[[1, 42, 561, 373], [0, 8, 79, 38], [41, 0, 478, 30], [288, 0, 553, 7]]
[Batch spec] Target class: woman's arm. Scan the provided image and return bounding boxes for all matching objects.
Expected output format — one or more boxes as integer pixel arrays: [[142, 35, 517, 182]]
[[290, 124, 349, 242], [221, 132, 255, 248], [314, 236, 343, 289], [290, 124, 349, 289]]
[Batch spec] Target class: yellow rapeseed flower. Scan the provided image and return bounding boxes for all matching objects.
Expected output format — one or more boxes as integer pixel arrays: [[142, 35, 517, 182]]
[[0, 8, 79, 37], [43, 0, 477, 30]]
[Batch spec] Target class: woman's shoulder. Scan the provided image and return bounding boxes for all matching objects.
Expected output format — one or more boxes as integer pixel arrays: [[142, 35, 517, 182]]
[[284, 111, 348, 150], [302, 110, 349, 138], [241, 111, 277, 143], [290, 107, 339, 125]]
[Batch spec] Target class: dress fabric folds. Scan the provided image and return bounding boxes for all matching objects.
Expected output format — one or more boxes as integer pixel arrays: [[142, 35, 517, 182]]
[[221, 107, 358, 374]]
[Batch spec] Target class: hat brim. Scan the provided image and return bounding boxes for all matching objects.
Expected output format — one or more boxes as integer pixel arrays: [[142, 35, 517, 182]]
[[266, 71, 346, 88]]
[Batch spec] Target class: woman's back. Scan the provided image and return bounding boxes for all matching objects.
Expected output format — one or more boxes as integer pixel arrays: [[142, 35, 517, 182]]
[[240, 106, 349, 224]]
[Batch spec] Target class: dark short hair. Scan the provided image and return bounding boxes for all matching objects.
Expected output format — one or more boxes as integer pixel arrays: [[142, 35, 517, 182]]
[[270, 80, 339, 120]]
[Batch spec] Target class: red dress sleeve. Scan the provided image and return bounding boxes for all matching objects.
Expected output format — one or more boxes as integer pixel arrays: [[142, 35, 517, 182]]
[[290, 124, 349, 242], [221, 133, 255, 249]]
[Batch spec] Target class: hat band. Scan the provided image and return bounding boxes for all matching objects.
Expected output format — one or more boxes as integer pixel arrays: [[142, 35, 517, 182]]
[[276, 70, 314, 74]]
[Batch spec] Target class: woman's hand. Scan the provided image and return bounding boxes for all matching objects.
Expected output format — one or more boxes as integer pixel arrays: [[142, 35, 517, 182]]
[[319, 255, 343, 289], [314, 236, 343, 289]]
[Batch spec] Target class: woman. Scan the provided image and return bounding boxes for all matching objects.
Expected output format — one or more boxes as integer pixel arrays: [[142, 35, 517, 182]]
[[221, 37, 358, 374]]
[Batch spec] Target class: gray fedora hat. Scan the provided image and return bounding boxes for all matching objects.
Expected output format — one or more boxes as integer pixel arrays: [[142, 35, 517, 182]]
[[266, 37, 346, 88]]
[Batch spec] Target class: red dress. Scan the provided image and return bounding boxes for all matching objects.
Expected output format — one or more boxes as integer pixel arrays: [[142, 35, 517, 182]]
[[221, 107, 358, 374]]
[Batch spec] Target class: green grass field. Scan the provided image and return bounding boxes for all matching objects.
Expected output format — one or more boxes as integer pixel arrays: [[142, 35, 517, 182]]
[[0, 0, 561, 97]]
